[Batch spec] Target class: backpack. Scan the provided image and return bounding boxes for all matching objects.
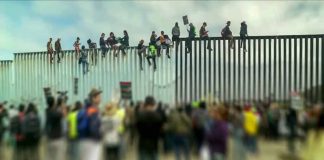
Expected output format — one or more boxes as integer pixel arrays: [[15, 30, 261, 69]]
[[22, 113, 41, 140], [77, 108, 89, 138], [77, 107, 101, 139]]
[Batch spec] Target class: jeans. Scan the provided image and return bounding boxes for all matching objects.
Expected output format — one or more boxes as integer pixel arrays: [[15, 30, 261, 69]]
[[244, 135, 258, 154], [120, 45, 128, 55], [146, 55, 156, 70], [89, 48, 98, 65], [138, 48, 146, 70], [240, 34, 246, 50], [55, 50, 61, 62], [185, 38, 193, 53], [100, 45, 108, 57], [202, 36, 212, 50], [172, 134, 190, 160], [157, 44, 170, 58], [105, 145, 120, 160], [81, 60, 89, 74], [138, 150, 158, 160]]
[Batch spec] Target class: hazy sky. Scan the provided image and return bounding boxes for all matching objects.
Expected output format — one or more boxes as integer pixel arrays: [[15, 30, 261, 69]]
[[0, 0, 324, 60]]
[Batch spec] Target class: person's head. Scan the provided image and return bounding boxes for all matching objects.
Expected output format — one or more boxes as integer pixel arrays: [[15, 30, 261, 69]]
[[144, 96, 156, 110], [189, 23, 193, 27], [9, 105, 14, 110], [199, 101, 207, 110], [152, 31, 156, 36], [175, 22, 178, 27], [101, 33, 105, 37], [104, 102, 118, 116], [46, 96, 55, 108], [77, 37, 80, 41], [88, 88, 102, 106], [241, 21, 246, 26], [49, 38, 52, 42], [123, 30, 128, 36], [226, 21, 231, 26], [161, 31, 164, 35], [139, 39, 144, 44], [57, 97, 64, 108], [57, 38, 61, 42], [110, 32, 114, 37], [26, 103, 37, 114], [73, 101, 82, 112], [87, 39, 91, 44], [203, 22, 207, 27], [81, 45, 85, 50], [18, 104, 25, 112]]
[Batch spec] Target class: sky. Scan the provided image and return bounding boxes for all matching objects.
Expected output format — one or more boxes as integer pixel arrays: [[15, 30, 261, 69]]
[[0, 0, 324, 60]]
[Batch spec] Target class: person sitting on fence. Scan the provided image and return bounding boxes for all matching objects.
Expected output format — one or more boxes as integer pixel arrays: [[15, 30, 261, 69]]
[[200, 22, 212, 51], [79, 45, 89, 75], [156, 31, 171, 59], [119, 30, 129, 56], [74, 37, 81, 59], [47, 38, 54, 63], [100, 33, 107, 58], [147, 42, 157, 71], [107, 32, 119, 57], [185, 23, 196, 54], [240, 21, 248, 52], [137, 39, 147, 71], [221, 21, 234, 49], [87, 39, 97, 66], [55, 38, 62, 63]]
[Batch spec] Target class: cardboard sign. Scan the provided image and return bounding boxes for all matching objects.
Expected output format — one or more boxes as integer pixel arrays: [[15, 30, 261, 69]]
[[183, 15, 189, 25], [120, 81, 132, 100]]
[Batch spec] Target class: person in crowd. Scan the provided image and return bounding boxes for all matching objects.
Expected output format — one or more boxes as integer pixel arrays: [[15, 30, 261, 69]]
[[192, 101, 208, 154], [137, 39, 146, 71], [221, 21, 234, 49], [100, 33, 108, 58], [147, 42, 157, 71], [79, 45, 89, 75], [47, 38, 54, 63], [107, 32, 119, 57], [185, 23, 196, 54], [23, 103, 41, 160], [136, 96, 164, 160], [240, 21, 248, 52], [150, 31, 157, 45], [0, 103, 7, 158], [120, 30, 129, 56], [231, 105, 246, 160], [286, 106, 298, 157], [101, 102, 124, 160], [10, 104, 26, 160], [45, 96, 65, 160], [67, 101, 82, 160], [55, 38, 62, 63], [243, 104, 259, 155], [267, 103, 280, 140], [78, 88, 102, 160], [205, 106, 229, 160], [8, 105, 17, 119], [87, 39, 97, 66], [166, 105, 192, 160], [74, 37, 81, 59], [156, 31, 171, 58], [172, 22, 180, 45], [199, 22, 212, 50]]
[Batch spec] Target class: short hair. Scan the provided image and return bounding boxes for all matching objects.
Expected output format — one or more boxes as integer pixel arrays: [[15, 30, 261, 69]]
[[46, 96, 55, 108], [199, 101, 206, 109], [144, 96, 156, 106], [18, 104, 25, 112]]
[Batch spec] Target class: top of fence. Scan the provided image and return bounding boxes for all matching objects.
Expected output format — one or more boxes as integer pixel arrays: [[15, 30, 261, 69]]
[[13, 34, 324, 56]]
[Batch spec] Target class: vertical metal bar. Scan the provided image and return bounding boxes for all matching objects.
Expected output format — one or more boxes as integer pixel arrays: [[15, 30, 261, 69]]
[[310, 37, 314, 102], [263, 39, 267, 99], [185, 39, 188, 102], [278, 38, 282, 100], [294, 37, 298, 93], [305, 38, 308, 100], [289, 38, 292, 98], [258, 38, 261, 100], [233, 39, 236, 100], [253, 39, 257, 100], [228, 38, 231, 101], [299, 38, 303, 94], [194, 40, 198, 100], [223, 39, 226, 101], [204, 38, 207, 98], [248, 38, 251, 100], [175, 40, 179, 103], [273, 38, 277, 100], [213, 40, 217, 99], [218, 40, 221, 100], [199, 39, 202, 100], [321, 36, 324, 102], [283, 38, 287, 100], [208, 39, 212, 97], [238, 40, 241, 100], [315, 37, 320, 101], [190, 40, 193, 101], [268, 38, 272, 100]]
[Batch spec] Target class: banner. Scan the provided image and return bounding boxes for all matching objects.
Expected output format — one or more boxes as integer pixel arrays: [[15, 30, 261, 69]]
[[120, 81, 132, 100]]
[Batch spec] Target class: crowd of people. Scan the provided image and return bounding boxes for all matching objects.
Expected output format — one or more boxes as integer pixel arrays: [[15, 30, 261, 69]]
[[46, 21, 249, 73], [0, 88, 324, 160]]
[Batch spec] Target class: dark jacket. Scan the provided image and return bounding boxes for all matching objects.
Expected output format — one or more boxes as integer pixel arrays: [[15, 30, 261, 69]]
[[136, 110, 164, 153], [206, 120, 228, 155], [46, 107, 63, 139], [188, 25, 196, 38], [240, 23, 248, 36], [55, 40, 61, 51], [121, 35, 129, 47], [221, 26, 232, 37], [99, 37, 106, 46]]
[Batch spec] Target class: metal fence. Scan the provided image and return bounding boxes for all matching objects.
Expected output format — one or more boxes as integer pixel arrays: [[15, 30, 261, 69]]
[[1, 34, 323, 107]]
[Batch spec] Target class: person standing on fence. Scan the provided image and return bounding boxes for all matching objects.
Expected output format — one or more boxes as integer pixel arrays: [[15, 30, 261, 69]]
[[120, 30, 129, 56], [137, 39, 146, 71], [200, 22, 212, 51], [79, 45, 89, 75], [100, 33, 108, 58], [55, 38, 62, 63], [221, 21, 234, 49], [47, 38, 54, 63], [87, 39, 97, 66], [185, 23, 196, 54], [172, 22, 180, 50], [240, 21, 248, 52], [74, 37, 81, 59]]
